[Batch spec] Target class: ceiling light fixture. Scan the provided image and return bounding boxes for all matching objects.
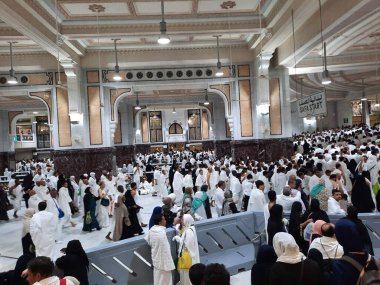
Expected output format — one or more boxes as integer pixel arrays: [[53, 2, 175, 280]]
[[214, 35, 224, 77], [204, 89, 210, 105], [157, 0, 170, 45], [7, 42, 17, 84], [319, 0, 331, 85], [172, 107, 176, 114], [112, 38, 122, 81], [134, 92, 142, 110]]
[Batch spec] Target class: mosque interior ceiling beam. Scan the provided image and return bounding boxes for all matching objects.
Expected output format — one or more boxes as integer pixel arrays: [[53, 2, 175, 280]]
[[0, 0, 81, 63], [276, 0, 379, 68]]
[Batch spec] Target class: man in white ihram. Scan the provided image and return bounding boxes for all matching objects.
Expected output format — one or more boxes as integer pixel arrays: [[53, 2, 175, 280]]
[[145, 213, 175, 285], [30, 201, 58, 260], [173, 165, 184, 205]]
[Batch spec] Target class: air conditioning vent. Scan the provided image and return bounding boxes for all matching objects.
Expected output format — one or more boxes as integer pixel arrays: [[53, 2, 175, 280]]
[[20, 76, 28, 84]]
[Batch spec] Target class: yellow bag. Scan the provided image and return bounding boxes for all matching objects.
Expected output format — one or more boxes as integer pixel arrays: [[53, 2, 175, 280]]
[[177, 248, 192, 270]]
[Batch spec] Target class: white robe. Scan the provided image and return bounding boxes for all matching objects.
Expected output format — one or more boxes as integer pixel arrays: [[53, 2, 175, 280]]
[[178, 226, 200, 285], [10, 185, 23, 211], [58, 187, 72, 226], [145, 225, 175, 285], [28, 195, 42, 212], [247, 188, 266, 212], [183, 174, 194, 188], [33, 185, 49, 201], [46, 195, 63, 241], [327, 197, 346, 214], [157, 173, 167, 197], [30, 210, 58, 260], [230, 176, 243, 210], [97, 189, 110, 228], [173, 171, 184, 204]]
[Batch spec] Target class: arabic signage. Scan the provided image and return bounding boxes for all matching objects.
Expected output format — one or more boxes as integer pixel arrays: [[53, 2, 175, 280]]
[[297, 91, 327, 118]]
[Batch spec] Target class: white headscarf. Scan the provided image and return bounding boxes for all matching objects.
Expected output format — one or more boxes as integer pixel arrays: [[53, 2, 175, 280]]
[[168, 193, 177, 203], [273, 232, 304, 264], [22, 208, 35, 237], [183, 214, 195, 228]]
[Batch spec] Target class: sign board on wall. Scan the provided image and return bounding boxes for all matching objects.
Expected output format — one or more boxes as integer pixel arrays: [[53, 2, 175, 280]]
[[297, 91, 327, 118]]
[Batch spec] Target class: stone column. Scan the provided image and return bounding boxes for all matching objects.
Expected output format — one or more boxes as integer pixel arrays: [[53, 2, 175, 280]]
[[276, 66, 292, 138], [253, 52, 272, 139], [62, 62, 87, 148], [361, 100, 370, 126]]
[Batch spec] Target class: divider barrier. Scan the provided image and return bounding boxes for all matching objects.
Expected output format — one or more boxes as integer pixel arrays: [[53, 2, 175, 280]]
[[86, 211, 380, 285]]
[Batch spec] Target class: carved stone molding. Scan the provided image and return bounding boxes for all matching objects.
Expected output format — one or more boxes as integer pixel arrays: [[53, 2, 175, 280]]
[[29, 91, 53, 123], [8, 111, 23, 134], [209, 83, 231, 114], [110, 88, 131, 121]]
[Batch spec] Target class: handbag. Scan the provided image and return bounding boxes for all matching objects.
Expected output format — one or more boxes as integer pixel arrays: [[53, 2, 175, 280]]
[[178, 248, 192, 270], [85, 211, 92, 224], [177, 228, 193, 270], [101, 198, 110, 207], [52, 198, 65, 219]]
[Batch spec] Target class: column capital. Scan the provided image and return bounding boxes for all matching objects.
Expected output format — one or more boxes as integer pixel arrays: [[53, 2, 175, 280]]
[[60, 60, 77, 78]]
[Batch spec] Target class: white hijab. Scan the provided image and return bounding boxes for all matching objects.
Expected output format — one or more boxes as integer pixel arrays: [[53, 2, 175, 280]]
[[273, 232, 304, 264]]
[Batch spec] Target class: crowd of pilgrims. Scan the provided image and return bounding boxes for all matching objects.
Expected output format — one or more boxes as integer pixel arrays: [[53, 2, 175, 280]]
[[1, 125, 380, 284]]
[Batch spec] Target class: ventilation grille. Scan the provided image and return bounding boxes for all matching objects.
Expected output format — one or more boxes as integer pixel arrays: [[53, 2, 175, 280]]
[[102, 66, 234, 83]]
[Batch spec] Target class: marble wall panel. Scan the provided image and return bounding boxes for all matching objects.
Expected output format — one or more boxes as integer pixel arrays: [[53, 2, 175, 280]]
[[215, 140, 232, 158], [231, 139, 293, 162], [269, 78, 282, 135], [238, 80, 253, 137], [115, 145, 135, 166], [87, 86, 103, 145], [202, 110, 209, 139], [202, 141, 215, 151], [114, 112, 122, 144], [53, 148, 114, 177], [135, 144, 151, 156], [56, 87, 72, 147]]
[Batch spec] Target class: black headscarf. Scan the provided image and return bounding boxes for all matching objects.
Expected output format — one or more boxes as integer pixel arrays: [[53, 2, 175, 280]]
[[289, 201, 302, 238], [344, 206, 374, 255], [251, 245, 277, 285], [307, 248, 323, 269], [269, 204, 283, 223], [335, 218, 364, 253], [351, 175, 375, 213], [124, 189, 136, 207], [66, 240, 89, 270]]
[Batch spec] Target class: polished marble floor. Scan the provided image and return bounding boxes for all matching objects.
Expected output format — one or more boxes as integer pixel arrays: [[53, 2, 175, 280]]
[[0, 194, 250, 285]]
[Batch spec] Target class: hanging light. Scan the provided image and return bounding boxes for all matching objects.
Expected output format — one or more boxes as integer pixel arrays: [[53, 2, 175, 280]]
[[204, 89, 210, 105], [112, 38, 122, 81], [172, 107, 176, 114], [7, 42, 17, 84], [134, 92, 142, 110], [375, 93, 380, 107], [214, 35, 224, 77], [321, 43, 331, 85], [157, 0, 170, 45], [319, 0, 331, 85], [361, 78, 367, 101]]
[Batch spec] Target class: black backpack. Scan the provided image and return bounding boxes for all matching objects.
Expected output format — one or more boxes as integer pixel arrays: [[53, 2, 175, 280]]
[[341, 254, 380, 285]]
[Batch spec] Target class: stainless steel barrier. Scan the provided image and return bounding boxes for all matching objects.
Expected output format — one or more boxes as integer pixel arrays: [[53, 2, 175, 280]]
[[86, 212, 380, 284]]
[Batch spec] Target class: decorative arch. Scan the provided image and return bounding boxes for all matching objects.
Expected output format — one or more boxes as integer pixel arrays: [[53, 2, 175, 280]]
[[29, 91, 53, 124], [209, 83, 231, 116], [169, 122, 183, 134]]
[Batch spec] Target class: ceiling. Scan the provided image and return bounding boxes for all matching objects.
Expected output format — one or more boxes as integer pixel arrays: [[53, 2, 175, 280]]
[[0, 0, 379, 110]]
